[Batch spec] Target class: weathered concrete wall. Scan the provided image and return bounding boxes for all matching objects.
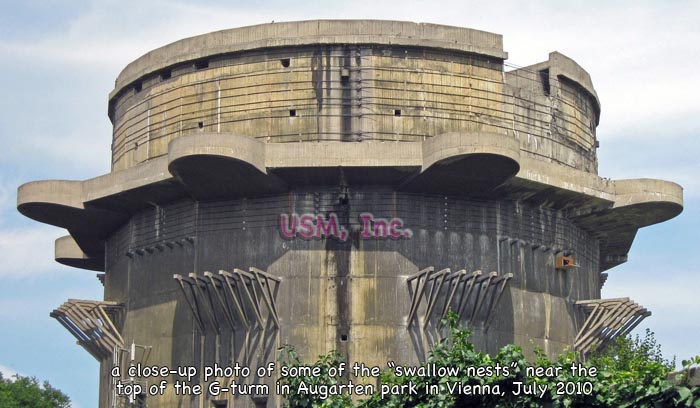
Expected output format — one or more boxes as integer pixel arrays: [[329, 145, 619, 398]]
[[109, 23, 598, 174], [15, 20, 685, 408], [103, 189, 599, 407], [109, 46, 508, 171]]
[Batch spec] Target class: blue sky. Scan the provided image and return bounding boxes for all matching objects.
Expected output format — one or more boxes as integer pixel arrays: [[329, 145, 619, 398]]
[[1, 1, 698, 407]]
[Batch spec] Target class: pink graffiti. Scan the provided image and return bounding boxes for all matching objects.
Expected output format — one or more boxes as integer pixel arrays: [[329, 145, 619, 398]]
[[280, 213, 349, 241], [280, 213, 412, 241], [359, 213, 412, 239]]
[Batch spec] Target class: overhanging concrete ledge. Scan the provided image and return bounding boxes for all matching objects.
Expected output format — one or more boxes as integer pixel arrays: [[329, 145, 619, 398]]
[[169, 133, 267, 174], [17, 180, 125, 236], [17, 132, 684, 273], [610, 178, 684, 228], [401, 131, 520, 194], [56, 235, 104, 271], [17, 180, 84, 227], [614, 178, 683, 208], [167, 133, 286, 199], [422, 131, 520, 171]]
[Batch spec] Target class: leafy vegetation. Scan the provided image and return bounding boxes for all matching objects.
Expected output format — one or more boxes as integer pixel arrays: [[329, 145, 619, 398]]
[[0, 372, 70, 408], [278, 344, 353, 408], [279, 313, 700, 407]]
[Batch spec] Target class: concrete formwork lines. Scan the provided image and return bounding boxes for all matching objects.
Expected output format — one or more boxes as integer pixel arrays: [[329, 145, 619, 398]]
[[50, 300, 124, 361], [174, 268, 282, 380], [575, 301, 626, 351], [249, 267, 281, 329], [482, 273, 514, 331], [17, 21, 686, 408], [469, 272, 497, 326], [407, 267, 512, 332], [406, 266, 434, 327], [454, 270, 482, 321], [176, 268, 281, 334], [204, 271, 237, 330], [574, 298, 650, 356], [189, 273, 222, 335], [233, 268, 265, 328], [438, 269, 467, 321], [219, 270, 251, 330], [173, 274, 207, 332], [423, 268, 451, 331]]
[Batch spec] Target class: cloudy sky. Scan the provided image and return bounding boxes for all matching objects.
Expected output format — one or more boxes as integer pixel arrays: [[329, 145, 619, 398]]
[[1, 1, 698, 407]]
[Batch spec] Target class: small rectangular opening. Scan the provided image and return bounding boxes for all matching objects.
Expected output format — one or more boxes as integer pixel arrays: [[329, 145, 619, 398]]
[[280, 58, 290, 68], [341, 334, 348, 342], [289, 109, 296, 117], [394, 109, 401, 117], [160, 69, 172, 80], [135, 394, 146, 408], [539, 69, 550, 96], [194, 59, 209, 70], [134, 82, 142, 93], [252, 396, 267, 408], [198, 121, 204, 129]]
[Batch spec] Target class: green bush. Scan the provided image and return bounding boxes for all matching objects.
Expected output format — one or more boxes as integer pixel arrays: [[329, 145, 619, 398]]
[[0, 372, 70, 408], [280, 313, 700, 408], [278, 344, 353, 408]]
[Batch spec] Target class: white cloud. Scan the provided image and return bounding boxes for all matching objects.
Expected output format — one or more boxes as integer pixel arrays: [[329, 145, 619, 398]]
[[604, 278, 700, 315], [0, 364, 20, 379], [0, 2, 697, 406], [0, 180, 11, 225], [0, 225, 67, 279], [1, 1, 697, 181], [0, 1, 273, 71], [603, 261, 700, 365], [596, 131, 700, 197], [2, 129, 112, 178]]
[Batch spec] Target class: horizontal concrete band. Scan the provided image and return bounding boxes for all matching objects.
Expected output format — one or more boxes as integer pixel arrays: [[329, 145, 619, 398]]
[[112, 19, 507, 98], [17, 131, 683, 271]]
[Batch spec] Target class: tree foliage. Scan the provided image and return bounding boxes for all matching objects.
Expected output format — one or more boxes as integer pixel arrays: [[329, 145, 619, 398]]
[[279, 344, 353, 408], [280, 313, 700, 408], [0, 372, 71, 408]]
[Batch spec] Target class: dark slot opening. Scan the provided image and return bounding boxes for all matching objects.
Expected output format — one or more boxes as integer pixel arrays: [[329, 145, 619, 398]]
[[341, 334, 348, 341], [135, 394, 146, 408], [539, 69, 550, 96], [394, 109, 401, 117], [289, 109, 296, 117], [194, 59, 209, 70], [280, 58, 290, 68], [134, 82, 142, 93], [198, 121, 204, 129], [160, 69, 172, 80]]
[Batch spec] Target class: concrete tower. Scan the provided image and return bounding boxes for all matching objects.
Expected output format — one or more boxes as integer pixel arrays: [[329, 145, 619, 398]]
[[18, 20, 682, 408]]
